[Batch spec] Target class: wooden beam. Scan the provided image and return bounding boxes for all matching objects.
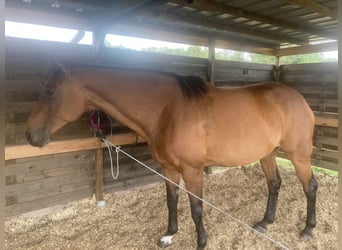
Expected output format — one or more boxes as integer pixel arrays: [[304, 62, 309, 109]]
[[170, 0, 336, 40], [5, 133, 145, 160], [0, 2, 5, 247], [208, 37, 215, 84], [275, 41, 337, 56], [274, 56, 280, 81], [284, 0, 337, 19], [337, 2, 342, 248], [214, 39, 276, 56], [315, 115, 338, 128], [139, 9, 306, 45]]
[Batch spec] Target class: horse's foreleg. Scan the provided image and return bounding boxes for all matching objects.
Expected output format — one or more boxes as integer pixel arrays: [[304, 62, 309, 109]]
[[159, 167, 180, 248], [254, 149, 281, 233], [182, 167, 207, 250]]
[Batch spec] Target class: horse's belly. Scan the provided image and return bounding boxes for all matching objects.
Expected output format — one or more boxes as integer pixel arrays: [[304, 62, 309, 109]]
[[206, 126, 280, 167]]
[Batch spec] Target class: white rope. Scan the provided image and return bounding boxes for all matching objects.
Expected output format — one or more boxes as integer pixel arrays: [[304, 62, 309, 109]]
[[102, 137, 290, 250], [103, 139, 119, 180]]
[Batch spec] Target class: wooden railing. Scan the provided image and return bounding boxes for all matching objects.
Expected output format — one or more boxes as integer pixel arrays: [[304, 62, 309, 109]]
[[5, 133, 146, 205]]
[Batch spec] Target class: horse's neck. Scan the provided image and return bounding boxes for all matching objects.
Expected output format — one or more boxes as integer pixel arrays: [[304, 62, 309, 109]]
[[80, 70, 178, 141]]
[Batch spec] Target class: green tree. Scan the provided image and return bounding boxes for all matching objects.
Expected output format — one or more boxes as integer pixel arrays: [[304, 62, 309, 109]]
[[142, 46, 208, 58], [249, 53, 275, 64], [216, 49, 245, 61], [280, 53, 326, 64]]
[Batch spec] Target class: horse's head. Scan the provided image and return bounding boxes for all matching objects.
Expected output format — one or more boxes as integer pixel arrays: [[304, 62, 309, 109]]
[[26, 62, 86, 147]]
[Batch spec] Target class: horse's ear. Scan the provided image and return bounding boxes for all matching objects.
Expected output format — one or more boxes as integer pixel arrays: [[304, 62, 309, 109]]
[[48, 58, 70, 84], [49, 58, 68, 75]]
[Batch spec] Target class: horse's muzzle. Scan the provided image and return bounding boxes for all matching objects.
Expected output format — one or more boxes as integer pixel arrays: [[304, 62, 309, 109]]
[[26, 130, 50, 147]]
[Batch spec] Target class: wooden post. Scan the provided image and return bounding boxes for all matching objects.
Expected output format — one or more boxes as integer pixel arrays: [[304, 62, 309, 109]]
[[0, 4, 5, 247], [337, 1, 342, 249], [208, 37, 215, 84], [95, 148, 105, 206], [274, 56, 280, 81], [92, 26, 107, 58]]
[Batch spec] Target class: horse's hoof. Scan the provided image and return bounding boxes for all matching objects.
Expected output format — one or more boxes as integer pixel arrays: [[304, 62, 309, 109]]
[[158, 235, 173, 248], [300, 230, 313, 241], [253, 222, 267, 234]]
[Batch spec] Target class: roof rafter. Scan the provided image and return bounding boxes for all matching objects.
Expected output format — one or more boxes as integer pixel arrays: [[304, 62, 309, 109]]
[[284, 0, 337, 19], [137, 9, 307, 45], [170, 0, 336, 40]]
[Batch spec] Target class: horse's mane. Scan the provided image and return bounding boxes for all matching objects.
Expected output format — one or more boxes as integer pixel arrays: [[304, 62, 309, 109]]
[[51, 63, 209, 99], [174, 74, 209, 98]]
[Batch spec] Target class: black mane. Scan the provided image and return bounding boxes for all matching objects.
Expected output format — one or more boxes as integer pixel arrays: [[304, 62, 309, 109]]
[[174, 74, 209, 98]]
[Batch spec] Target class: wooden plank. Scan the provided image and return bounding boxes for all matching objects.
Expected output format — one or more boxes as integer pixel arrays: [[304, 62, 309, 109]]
[[285, 84, 337, 95], [313, 136, 338, 147], [6, 179, 95, 206], [5, 188, 94, 217], [216, 60, 275, 71], [312, 148, 338, 160], [305, 97, 337, 108], [5, 133, 146, 160], [315, 115, 338, 128], [5, 151, 95, 176], [5, 171, 95, 197], [311, 159, 337, 171], [281, 73, 337, 82], [280, 62, 337, 72]]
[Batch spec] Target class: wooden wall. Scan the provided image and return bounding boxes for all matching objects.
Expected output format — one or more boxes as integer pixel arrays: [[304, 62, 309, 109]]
[[280, 63, 338, 171], [214, 59, 275, 86], [5, 37, 338, 217]]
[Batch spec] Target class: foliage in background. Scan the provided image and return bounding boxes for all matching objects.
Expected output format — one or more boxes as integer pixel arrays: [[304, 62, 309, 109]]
[[280, 52, 337, 64], [142, 46, 208, 58], [105, 40, 337, 65]]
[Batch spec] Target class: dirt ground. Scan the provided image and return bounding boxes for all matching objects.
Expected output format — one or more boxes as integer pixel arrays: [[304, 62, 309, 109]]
[[5, 164, 337, 250]]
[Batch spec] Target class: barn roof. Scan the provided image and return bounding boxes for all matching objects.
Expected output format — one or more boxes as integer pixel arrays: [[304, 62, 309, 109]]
[[5, 0, 338, 56]]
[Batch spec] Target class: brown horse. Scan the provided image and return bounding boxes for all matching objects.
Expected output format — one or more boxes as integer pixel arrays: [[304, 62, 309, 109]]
[[26, 62, 317, 249]]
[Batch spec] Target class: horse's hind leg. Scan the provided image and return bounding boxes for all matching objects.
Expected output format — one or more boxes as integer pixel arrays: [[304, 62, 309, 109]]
[[159, 167, 181, 248], [287, 151, 318, 239], [254, 149, 282, 233]]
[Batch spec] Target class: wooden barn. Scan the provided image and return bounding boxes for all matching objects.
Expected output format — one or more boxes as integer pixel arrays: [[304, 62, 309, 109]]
[[2, 0, 341, 249]]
